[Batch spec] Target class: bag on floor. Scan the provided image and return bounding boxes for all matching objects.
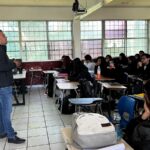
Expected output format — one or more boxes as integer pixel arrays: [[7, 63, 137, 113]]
[[72, 113, 117, 149], [60, 95, 75, 114]]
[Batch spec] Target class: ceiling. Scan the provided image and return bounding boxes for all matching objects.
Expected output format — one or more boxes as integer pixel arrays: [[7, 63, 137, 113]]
[[107, 0, 150, 7], [0, 0, 149, 7]]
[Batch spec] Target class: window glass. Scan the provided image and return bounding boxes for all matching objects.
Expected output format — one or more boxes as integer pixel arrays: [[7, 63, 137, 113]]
[[81, 21, 102, 58], [48, 21, 72, 60]]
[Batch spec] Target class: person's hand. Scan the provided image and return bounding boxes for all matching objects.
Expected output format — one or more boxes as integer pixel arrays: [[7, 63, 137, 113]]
[[142, 103, 150, 120]]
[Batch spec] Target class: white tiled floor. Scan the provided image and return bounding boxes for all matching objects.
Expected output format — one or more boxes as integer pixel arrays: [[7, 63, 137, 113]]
[[0, 87, 71, 150]]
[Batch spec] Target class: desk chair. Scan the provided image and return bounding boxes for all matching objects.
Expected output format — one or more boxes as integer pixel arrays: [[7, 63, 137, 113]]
[[29, 68, 43, 92], [12, 82, 19, 104], [69, 98, 103, 113], [117, 96, 136, 129]]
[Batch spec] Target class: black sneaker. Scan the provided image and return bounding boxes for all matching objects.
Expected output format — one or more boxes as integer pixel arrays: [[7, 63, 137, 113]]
[[8, 136, 25, 144], [0, 132, 17, 139]]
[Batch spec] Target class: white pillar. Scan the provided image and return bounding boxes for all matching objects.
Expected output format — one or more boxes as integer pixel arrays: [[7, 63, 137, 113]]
[[72, 19, 81, 59]]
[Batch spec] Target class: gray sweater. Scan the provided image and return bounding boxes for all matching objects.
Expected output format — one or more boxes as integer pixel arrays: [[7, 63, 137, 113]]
[[0, 45, 16, 88]]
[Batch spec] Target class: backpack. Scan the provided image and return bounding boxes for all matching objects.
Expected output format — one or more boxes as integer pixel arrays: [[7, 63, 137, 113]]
[[72, 113, 117, 149], [79, 79, 94, 98], [59, 95, 75, 114]]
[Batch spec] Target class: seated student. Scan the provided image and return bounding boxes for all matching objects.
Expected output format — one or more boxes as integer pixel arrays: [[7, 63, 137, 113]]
[[16, 59, 23, 73], [125, 80, 150, 150], [139, 50, 145, 58], [94, 56, 107, 76], [69, 58, 93, 83], [59, 55, 73, 75], [12, 59, 23, 74], [84, 54, 95, 77], [126, 56, 137, 75], [104, 55, 116, 78], [137, 54, 150, 80], [68, 58, 94, 97], [118, 53, 128, 67]]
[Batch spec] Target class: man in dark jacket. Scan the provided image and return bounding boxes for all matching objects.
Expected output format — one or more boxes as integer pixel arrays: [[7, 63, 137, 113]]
[[0, 30, 25, 144]]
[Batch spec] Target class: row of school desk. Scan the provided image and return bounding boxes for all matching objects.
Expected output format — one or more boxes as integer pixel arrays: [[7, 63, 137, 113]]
[[13, 70, 27, 105]]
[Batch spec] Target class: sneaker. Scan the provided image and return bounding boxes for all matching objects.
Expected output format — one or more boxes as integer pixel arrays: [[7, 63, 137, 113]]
[[8, 136, 26, 144], [0, 132, 17, 139]]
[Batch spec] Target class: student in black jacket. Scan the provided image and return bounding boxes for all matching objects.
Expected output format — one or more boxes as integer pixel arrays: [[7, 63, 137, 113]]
[[0, 30, 25, 144], [68, 58, 93, 83], [125, 80, 150, 150], [137, 54, 150, 80], [68, 58, 94, 97]]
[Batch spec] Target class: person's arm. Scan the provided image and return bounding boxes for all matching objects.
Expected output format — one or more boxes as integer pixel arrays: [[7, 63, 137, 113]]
[[141, 102, 150, 120], [0, 49, 16, 71]]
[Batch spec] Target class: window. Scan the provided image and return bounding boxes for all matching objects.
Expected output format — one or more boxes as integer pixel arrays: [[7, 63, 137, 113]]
[[0, 21, 21, 58], [104, 39, 125, 57], [48, 21, 72, 60], [104, 20, 125, 57], [81, 21, 102, 59], [127, 21, 147, 55], [21, 21, 47, 61], [0, 21, 72, 61]]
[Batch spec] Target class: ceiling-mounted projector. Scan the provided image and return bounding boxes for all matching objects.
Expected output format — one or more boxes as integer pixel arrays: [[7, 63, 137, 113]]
[[72, 0, 87, 15], [75, 9, 87, 15]]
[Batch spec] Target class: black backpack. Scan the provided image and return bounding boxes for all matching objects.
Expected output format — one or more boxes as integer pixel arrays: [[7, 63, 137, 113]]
[[59, 95, 75, 114], [79, 79, 94, 98]]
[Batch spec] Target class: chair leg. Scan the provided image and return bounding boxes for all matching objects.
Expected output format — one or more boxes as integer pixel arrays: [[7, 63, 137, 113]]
[[29, 72, 34, 93]]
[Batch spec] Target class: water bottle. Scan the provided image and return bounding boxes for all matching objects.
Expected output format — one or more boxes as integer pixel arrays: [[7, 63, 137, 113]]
[[97, 66, 101, 80], [113, 112, 122, 141], [115, 123, 122, 141]]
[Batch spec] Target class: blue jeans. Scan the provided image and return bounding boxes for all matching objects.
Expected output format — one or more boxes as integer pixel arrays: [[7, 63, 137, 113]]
[[0, 86, 15, 138]]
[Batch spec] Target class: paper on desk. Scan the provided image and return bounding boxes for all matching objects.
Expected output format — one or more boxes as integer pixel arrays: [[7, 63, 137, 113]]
[[97, 143, 125, 150]]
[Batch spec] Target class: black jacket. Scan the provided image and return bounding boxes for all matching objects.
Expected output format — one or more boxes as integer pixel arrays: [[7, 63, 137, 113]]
[[0, 45, 16, 88], [132, 119, 150, 150], [125, 116, 150, 150], [137, 63, 150, 80]]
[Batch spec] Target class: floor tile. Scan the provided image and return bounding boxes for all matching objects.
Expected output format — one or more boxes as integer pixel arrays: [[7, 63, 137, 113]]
[[27, 145, 50, 150], [29, 112, 43, 117], [13, 113, 29, 119], [47, 126, 64, 135], [28, 136, 48, 147], [44, 115, 60, 121], [46, 120, 63, 127], [29, 117, 45, 123], [17, 130, 28, 138], [0, 141, 6, 150], [28, 121, 46, 129], [5, 141, 27, 150], [12, 118, 28, 124], [50, 143, 65, 150], [28, 128, 47, 137], [48, 134, 64, 144]]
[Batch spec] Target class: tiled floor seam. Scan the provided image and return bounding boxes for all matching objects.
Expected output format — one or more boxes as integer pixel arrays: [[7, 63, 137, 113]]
[[39, 87, 51, 150]]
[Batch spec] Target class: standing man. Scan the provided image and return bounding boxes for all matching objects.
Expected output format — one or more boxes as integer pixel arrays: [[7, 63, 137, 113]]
[[0, 30, 25, 144]]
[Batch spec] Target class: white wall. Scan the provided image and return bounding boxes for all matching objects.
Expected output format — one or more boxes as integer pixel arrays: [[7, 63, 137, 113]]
[[86, 7, 150, 20], [0, 6, 73, 20], [0, 6, 150, 57], [1, 6, 150, 20]]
